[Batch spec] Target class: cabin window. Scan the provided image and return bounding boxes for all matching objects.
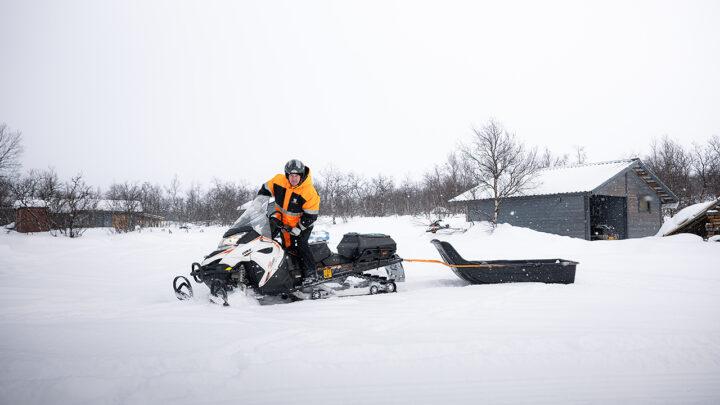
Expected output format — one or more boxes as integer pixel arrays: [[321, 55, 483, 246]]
[[638, 195, 652, 213]]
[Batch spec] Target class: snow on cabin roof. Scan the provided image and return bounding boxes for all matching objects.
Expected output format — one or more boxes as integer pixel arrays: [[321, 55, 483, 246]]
[[13, 199, 50, 209], [451, 159, 637, 202], [94, 200, 143, 212]]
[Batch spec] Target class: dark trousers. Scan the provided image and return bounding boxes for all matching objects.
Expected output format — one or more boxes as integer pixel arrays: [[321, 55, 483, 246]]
[[288, 226, 316, 279]]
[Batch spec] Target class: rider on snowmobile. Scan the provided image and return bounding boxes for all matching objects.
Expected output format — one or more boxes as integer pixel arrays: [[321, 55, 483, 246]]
[[257, 159, 321, 285]]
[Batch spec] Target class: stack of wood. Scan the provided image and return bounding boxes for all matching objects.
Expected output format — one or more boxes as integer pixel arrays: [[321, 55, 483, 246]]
[[705, 206, 720, 238]]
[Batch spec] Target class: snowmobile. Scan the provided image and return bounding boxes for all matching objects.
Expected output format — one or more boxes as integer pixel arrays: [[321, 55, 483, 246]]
[[172, 196, 405, 305]]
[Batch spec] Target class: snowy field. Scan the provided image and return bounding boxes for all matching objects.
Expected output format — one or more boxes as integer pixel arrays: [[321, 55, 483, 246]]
[[1, 216, 719, 405]]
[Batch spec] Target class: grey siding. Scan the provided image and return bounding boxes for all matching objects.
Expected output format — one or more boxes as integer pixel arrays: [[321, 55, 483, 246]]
[[467, 194, 587, 239], [460, 162, 671, 240], [593, 167, 663, 238]]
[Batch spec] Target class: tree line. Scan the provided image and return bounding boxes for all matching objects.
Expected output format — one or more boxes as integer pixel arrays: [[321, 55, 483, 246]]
[[644, 136, 720, 208], [1, 121, 719, 236]]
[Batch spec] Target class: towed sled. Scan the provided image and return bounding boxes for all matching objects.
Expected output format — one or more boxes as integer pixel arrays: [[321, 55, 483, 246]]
[[172, 196, 405, 305], [430, 239, 577, 284]]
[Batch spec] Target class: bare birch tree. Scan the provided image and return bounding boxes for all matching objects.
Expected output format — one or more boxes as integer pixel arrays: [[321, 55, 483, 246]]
[[704, 135, 720, 198], [139, 182, 165, 218], [366, 174, 394, 217], [460, 120, 539, 227], [184, 183, 204, 224], [538, 147, 569, 169], [396, 174, 419, 216], [318, 165, 349, 224], [0, 176, 12, 223], [645, 136, 693, 208], [420, 152, 474, 216], [205, 179, 251, 225], [106, 182, 143, 232], [164, 175, 184, 222], [58, 174, 98, 237], [345, 172, 368, 218], [572, 145, 587, 165], [0, 123, 23, 175], [10, 169, 62, 233], [0, 124, 24, 218]]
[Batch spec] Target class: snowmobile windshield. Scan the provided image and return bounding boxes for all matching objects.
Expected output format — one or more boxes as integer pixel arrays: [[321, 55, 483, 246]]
[[228, 196, 272, 238]]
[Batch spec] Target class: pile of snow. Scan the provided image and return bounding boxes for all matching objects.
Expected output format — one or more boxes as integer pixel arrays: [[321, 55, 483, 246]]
[[1, 216, 719, 404]]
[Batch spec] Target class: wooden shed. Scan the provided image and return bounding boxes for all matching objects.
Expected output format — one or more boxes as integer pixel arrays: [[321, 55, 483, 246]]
[[661, 197, 720, 239], [13, 199, 163, 233], [451, 159, 679, 240], [15, 207, 52, 233]]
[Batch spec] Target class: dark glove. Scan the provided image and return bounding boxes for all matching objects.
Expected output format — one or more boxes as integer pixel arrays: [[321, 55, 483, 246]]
[[269, 216, 283, 230]]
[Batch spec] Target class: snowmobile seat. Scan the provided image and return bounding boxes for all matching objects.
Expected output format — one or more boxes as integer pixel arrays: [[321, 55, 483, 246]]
[[309, 241, 332, 263], [319, 254, 353, 267]]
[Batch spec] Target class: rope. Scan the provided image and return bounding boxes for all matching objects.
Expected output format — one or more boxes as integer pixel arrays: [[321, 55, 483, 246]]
[[403, 258, 510, 269]]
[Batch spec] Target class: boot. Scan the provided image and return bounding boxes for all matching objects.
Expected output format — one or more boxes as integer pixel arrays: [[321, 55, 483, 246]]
[[301, 275, 317, 287]]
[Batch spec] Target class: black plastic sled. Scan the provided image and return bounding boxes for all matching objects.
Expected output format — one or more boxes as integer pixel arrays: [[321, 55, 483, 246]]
[[430, 239, 578, 285]]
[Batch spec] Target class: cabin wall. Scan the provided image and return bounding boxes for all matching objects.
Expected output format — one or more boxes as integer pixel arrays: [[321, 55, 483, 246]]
[[466, 194, 588, 239], [16, 207, 51, 233], [594, 170, 663, 238]]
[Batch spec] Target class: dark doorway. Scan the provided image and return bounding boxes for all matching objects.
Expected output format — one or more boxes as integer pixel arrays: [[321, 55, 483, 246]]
[[590, 195, 627, 240]]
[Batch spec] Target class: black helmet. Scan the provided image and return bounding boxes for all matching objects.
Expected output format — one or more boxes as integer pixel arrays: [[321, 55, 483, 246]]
[[284, 159, 305, 175]]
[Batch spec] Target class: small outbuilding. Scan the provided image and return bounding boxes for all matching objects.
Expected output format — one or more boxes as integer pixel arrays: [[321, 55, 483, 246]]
[[15, 206, 52, 233], [659, 197, 720, 240], [12, 199, 163, 233], [451, 159, 679, 240], [85, 200, 160, 230]]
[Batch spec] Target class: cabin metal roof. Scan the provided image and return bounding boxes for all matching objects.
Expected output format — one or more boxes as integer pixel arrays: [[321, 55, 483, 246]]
[[451, 158, 679, 204]]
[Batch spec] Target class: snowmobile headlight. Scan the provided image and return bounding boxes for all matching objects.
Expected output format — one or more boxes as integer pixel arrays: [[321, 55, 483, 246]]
[[218, 232, 246, 248]]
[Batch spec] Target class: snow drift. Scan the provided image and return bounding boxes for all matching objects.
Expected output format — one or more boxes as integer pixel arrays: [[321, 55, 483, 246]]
[[1, 216, 719, 404]]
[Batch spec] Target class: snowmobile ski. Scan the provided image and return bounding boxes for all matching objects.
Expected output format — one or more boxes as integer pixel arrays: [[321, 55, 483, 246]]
[[173, 276, 194, 300]]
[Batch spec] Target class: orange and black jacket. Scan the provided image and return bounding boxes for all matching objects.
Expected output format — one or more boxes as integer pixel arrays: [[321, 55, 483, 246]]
[[257, 166, 320, 233]]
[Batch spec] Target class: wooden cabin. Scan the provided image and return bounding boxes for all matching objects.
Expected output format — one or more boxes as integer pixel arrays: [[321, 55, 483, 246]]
[[451, 159, 679, 240]]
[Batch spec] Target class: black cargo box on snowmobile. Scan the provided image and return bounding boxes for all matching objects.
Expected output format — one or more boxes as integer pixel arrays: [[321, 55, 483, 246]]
[[337, 233, 397, 262], [431, 239, 577, 284]]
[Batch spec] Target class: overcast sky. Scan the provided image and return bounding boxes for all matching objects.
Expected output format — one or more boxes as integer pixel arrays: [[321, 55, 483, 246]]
[[1, 0, 719, 190]]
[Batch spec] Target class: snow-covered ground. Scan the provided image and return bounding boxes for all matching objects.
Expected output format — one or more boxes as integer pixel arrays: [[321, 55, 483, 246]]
[[1, 217, 719, 405]]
